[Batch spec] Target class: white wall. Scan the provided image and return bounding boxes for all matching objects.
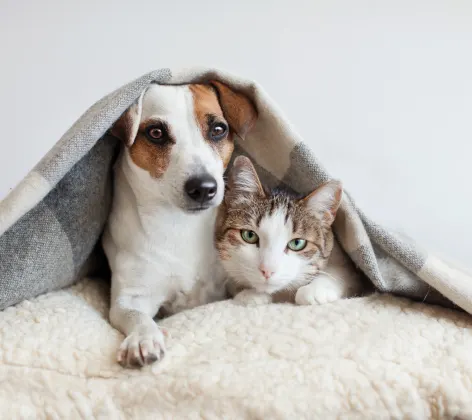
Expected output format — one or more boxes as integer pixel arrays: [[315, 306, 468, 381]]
[[1, 0, 471, 266]]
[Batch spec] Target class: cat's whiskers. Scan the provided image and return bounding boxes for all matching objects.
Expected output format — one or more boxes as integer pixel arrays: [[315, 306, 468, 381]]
[[317, 270, 341, 283]]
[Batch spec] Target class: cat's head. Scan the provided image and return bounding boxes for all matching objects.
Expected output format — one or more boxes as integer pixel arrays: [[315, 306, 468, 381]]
[[216, 156, 343, 294]]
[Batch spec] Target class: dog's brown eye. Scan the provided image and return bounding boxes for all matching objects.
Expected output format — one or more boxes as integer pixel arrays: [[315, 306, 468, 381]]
[[146, 124, 168, 144], [149, 128, 162, 138], [210, 122, 228, 141]]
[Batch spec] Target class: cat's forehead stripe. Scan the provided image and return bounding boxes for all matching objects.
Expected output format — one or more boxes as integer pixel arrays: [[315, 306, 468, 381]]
[[256, 211, 264, 226], [259, 208, 292, 242], [292, 218, 298, 234], [223, 189, 330, 245], [262, 195, 293, 226]]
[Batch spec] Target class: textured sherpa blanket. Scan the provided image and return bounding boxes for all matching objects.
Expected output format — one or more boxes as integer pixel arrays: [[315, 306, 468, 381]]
[[0, 68, 471, 313], [2, 277, 472, 418]]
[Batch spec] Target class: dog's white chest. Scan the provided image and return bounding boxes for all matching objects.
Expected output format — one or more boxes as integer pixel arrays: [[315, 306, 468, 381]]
[[161, 245, 226, 315], [105, 196, 227, 317], [148, 214, 227, 314]]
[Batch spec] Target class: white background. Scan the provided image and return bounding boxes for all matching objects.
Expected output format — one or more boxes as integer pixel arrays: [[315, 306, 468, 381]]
[[1, 0, 471, 266]]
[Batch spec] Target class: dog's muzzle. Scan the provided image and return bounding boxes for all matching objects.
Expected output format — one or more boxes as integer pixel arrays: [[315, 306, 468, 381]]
[[184, 174, 218, 210]]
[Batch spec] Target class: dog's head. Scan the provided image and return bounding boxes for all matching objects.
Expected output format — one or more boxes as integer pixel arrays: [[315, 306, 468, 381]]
[[111, 81, 257, 213]]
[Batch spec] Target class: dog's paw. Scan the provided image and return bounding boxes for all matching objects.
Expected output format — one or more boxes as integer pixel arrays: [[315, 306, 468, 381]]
[[295, 276, 344, 306], [234, 289, 272, 306], [117, 328, 166, 368]]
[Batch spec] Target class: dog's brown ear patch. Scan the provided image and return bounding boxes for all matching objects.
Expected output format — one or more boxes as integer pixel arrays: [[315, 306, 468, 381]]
[[110, 92, 144, 147], [209, 81, 258, 140]]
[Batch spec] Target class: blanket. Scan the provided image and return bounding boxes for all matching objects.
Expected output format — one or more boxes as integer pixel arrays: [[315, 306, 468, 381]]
[[0, 67, 471, 312], [1, 277, 472, 418]]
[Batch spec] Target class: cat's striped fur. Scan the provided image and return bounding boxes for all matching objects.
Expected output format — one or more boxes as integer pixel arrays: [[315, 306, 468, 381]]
[[216, 156, 365, 305]]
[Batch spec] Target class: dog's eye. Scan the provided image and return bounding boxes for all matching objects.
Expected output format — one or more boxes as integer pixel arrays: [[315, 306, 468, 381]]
[[149, 128, 163, 139], [210, 122, 228, 141], [146, 124, 167, 144]]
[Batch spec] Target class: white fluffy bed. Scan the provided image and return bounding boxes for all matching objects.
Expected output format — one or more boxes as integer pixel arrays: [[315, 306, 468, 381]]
[[1, 277, 471, 419]]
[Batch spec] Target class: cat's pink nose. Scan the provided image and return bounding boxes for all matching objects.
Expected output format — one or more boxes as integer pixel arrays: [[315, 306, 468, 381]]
[[259, 265, 274, 280]]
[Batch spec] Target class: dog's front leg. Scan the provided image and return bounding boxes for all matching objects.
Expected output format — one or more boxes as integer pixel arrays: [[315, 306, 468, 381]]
[[110, 290, 166, 368]]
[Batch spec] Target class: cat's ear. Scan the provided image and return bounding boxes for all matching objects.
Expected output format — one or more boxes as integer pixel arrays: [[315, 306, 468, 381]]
[[302, 180, 343, 224], [226, 156, 264, 201]]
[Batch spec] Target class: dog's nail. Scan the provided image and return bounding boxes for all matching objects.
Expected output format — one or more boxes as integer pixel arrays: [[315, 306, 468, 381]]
[[145, 353, 158, 364]]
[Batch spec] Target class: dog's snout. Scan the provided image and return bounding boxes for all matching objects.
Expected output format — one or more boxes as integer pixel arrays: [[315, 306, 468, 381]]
[[185, 174, 217, 203]]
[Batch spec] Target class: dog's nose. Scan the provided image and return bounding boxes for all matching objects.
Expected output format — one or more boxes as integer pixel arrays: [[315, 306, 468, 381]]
[[185, 175, 218, 203]]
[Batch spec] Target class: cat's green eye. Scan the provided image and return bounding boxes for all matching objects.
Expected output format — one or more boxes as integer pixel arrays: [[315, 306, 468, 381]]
[[287, 238, 307, 251], [241, 230, 259, 244]]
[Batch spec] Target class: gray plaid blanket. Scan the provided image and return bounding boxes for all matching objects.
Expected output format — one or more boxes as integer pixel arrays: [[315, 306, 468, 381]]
[[1, 68, 471, 313]]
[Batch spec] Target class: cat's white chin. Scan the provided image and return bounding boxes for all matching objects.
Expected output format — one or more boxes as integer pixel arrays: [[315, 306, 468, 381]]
[[253, 283, 285, 294]]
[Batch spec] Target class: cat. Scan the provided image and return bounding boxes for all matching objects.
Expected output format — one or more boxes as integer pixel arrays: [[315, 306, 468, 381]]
[[215, 156, 365, 306]]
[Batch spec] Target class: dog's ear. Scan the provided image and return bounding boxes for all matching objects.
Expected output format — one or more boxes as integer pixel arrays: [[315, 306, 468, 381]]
[[110, 91, 145, 147], [209, 81, 258, 140]]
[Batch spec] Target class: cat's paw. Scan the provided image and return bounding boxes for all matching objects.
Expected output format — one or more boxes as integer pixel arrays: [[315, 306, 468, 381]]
[[117, 327, 166, 368], [234, 289, 272, 306], [295, 276, 344, 305]]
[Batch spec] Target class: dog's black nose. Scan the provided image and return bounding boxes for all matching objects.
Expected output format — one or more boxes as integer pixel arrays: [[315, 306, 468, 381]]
[[185, 175, 218, 203]]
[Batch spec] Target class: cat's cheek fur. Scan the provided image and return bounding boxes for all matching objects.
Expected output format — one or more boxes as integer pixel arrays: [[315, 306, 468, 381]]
[[217, 230, 242, 261], [222, 244, 261, 286], [227, 229, 242, 246], [267, 254, 308, 292]]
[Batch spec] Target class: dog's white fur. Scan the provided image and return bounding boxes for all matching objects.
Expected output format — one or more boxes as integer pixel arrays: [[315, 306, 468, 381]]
[[102, 84, 229, 367]]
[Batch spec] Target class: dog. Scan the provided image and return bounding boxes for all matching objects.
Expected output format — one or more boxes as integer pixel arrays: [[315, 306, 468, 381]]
[[102, 80, 257, 368]]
